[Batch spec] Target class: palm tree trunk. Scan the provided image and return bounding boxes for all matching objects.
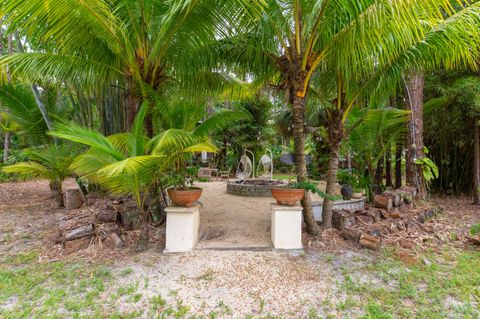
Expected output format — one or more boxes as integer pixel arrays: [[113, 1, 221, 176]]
[[395, 143, 402, 189], [125, 75, 139, 132], [385, 151, 393, 187], [292, 95, 319, 235], [322, 109, 343, 228], [473, 117, 480, 205], [136, 208, 149, 251], [405, 71, 426, 198], [3, 131, 10, 163], [56, 180, 64, 207], [374, 156, 384, 186]]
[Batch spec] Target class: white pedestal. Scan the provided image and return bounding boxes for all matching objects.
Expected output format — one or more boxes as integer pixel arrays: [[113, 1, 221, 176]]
[[165, 204, 201, 252], [271, 204, 303, 250]]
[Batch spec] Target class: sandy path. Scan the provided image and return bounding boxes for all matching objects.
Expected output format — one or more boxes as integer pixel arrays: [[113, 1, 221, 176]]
[[194, 181, 323, 249]]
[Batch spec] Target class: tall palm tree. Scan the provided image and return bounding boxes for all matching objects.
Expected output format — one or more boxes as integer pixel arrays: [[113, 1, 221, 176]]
[[211, 0, 474, 233], [0, 0, 264, 133]]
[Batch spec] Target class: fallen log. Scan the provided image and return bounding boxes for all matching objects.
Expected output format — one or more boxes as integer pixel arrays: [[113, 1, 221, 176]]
[[359, 232, 381, 250], [341, 228, 362, 242], [383, 190, 401, 207], [96, 210, 119, 223], [64, 224, 94, 241]]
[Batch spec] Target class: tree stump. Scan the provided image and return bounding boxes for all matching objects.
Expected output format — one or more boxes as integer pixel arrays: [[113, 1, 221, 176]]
[[332, 209, 356, 230], [65, 188, 83, 210], [373, 194, 393, 212], [383, 190, 401, 207]]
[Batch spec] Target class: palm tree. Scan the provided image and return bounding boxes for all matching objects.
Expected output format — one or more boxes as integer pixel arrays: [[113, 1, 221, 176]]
[[1, 0, 264, 134], [50, 102, 248, 250], [211, 0, 475, 233], [1, 144, 77, 206]]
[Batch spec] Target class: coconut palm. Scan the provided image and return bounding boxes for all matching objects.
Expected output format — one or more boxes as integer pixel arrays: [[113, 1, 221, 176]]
[[1, 144, 77, 206], [0, 0, 264, 134], [209, 0, 479, 233], [50, 102, 248, 249]]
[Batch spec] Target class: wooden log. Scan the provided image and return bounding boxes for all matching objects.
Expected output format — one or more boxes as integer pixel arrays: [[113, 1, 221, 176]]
[[120, 210, 140, 230], [96, 210, 119, 223], [373, 194, 393, 211], [359, 232, 381, 250], [383, 190, 401, 207], [332, 209, 356, 230], [59, 215, 92, 231], [64, 188, 83, 210], [356, 215, 375, 225], [341, 228, 362, 242], [64, 237, 91, 253], [64, 224, 94, 241]]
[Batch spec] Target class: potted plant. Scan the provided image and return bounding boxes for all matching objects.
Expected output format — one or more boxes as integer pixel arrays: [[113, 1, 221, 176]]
[[352, 186, 364, 199], [166, 168, 203, 208], [271, 181, 305, 206]]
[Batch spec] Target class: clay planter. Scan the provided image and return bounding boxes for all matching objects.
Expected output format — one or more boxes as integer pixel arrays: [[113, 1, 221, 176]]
[[271, 188, 305, 206], [352, 192, 363, 199], [168, 188, 202, 207]]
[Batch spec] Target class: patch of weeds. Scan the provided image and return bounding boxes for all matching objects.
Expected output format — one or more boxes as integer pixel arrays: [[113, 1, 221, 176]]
[[120, 268, 133, 276], [197, 268, 215, 281], [116, 282, 138, 297], [340, 247, 480, 319]]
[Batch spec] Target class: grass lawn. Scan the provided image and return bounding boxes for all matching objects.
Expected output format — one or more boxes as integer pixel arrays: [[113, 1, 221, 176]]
[[1, 247, 479, 318]]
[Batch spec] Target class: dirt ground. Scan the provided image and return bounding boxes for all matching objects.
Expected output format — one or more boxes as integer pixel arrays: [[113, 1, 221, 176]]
[[1, 179, 479, 318]]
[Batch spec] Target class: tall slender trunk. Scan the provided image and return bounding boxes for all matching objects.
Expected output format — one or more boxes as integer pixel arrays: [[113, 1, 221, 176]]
[[3, 131, 10, 163], [136, 207, 149, 251], [292, 95, 319, 235], [473, 118, 480, 205], [322, 109, 343, 228], [16, 36, 57, 142], [385, 151, 392, 187], [374, 156, 384, 186], [405, 71, 426, 198], [395, 143, 403, 189], [125, 75, 139, 132]]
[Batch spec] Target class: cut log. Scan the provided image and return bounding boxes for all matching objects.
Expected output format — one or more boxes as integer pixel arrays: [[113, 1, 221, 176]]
[[373, 194, 393, 212], [332, 209, 356, 231], [120, 210, 140, 230], [64, 188, 83, 210], [383, 190, 401, 207], [359, 232, 381, 250], [341, 228, 362, 242], [63, 224, 94, 241], [111, 233, 125, 248], [64, 237, 91, 253], [96, 210, 119, 223], [59, 215, 92, 232]]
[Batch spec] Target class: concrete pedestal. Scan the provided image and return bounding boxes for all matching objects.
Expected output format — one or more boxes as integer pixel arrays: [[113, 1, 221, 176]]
[[165, 204, 201, 252], [271, 204, 303, 250]]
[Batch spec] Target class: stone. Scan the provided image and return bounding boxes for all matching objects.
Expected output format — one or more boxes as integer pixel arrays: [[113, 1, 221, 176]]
[[165, 204, 201, 252], [271, 204, 302, 250]]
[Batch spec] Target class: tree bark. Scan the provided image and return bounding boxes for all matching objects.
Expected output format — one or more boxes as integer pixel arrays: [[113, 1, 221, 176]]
[[56, 180, 64, 207], [125, 74, 139, 132], [405, 71, 426, 198], [3, 131, 10, 163], [322, 109, 343, 229], [395, 143, 402, 189], [385, 151, 393, 187], [473, 118, 480, 205], [292, 95, 319, 235], [136, 208, 149, 251], [374, 156, 384, 186]]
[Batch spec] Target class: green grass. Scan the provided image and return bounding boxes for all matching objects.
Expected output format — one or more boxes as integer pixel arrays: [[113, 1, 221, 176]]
[[272, 174, 295, 180], [1, 247, 479, 318], [341, 248, 480, 319]]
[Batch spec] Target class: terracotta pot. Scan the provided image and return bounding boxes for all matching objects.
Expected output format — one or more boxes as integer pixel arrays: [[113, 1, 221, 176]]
[[168, 188, 202, 207], [352, 192, 363, 199], [271, 188, 305, 206]]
